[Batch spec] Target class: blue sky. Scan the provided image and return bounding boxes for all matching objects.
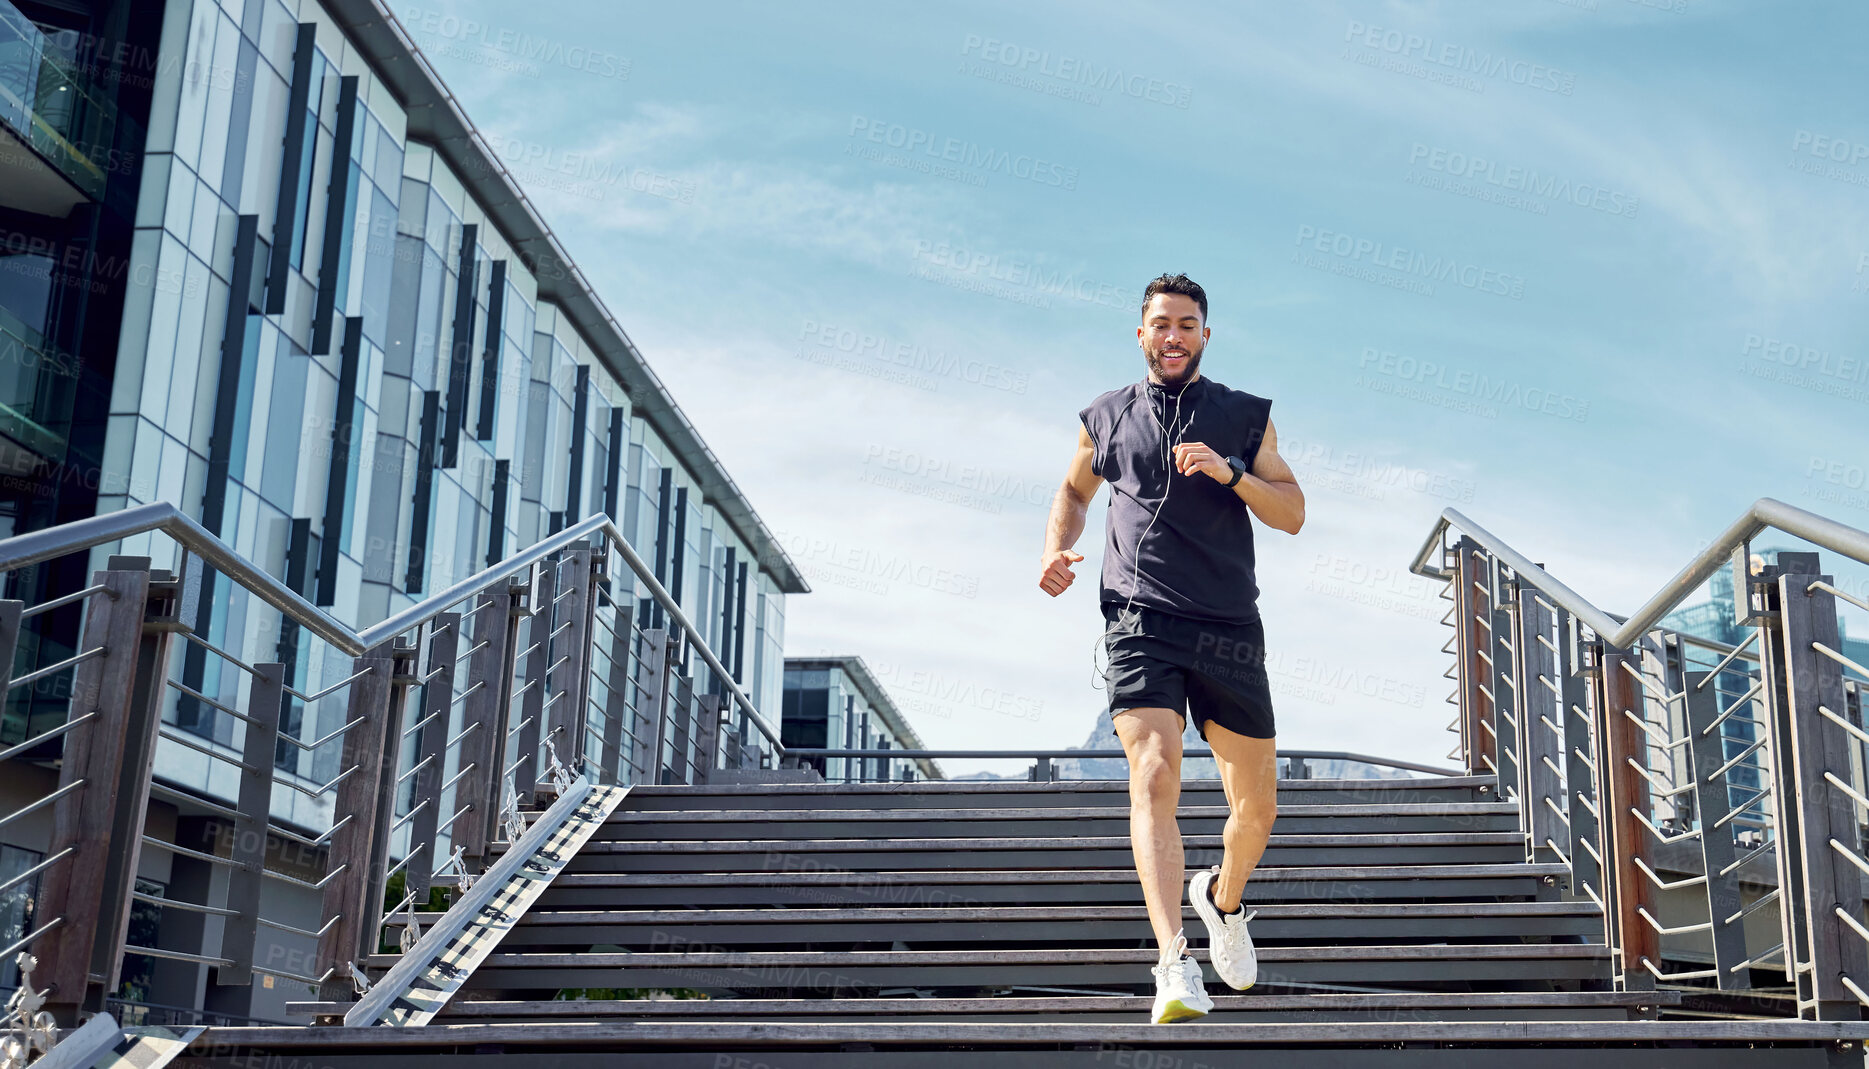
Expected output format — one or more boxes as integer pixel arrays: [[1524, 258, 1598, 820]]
[[403, 0, 1869, 773]]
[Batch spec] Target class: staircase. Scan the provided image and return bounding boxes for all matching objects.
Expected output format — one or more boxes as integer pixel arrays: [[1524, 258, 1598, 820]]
[[189, 770, 1860, 1065], [15, 499, 1869, 1064]]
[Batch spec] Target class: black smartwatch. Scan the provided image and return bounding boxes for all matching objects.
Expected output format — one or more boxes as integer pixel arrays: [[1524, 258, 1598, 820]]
[[1223, 455, 1246, 488]]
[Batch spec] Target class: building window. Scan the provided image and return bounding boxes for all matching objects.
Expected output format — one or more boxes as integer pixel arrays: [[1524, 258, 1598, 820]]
[[0, 844, 41, 989], [115, 877, 164, 1005]]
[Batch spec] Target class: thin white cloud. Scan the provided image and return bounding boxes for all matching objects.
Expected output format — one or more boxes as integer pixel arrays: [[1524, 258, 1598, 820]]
[[416, 0, 1869, 778]]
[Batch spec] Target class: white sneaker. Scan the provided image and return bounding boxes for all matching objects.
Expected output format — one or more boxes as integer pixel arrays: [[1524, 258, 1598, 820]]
[[1149, 928, 1213, 1023], [1189, 864, 1259, 990]]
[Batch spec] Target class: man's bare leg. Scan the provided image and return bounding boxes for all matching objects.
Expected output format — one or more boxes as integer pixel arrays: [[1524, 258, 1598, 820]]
[[1113, 706, 1188, 950], [1202, 721, 1278, 912]]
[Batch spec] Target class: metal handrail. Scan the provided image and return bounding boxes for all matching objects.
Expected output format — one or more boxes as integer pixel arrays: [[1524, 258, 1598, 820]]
[[784, 747, 1464, 777], [1411, 498, 1869, 650], [0, 502, 354, 645], [0, 501, 781, 751], [1421, 499, 1869, 1009]]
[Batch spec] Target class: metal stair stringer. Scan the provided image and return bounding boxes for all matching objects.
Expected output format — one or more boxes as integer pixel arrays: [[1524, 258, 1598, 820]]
[[5, 1014, 203, 1069], [341, 778, 631, 1028]]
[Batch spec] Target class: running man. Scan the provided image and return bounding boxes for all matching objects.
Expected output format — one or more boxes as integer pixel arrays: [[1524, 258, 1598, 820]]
[[1038, 273, 1304, 1024]]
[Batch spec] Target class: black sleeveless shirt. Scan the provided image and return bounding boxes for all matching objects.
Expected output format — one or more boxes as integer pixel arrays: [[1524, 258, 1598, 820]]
[[1078, 375, 1272, 624]]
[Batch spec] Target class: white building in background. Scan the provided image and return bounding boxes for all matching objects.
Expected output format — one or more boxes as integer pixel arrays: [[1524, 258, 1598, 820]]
[[783, 655, 943, 783]]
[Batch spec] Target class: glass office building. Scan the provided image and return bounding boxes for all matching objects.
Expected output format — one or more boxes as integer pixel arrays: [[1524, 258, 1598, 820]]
[[782, 656, 942, 783], [0, 0, 162, 742], [0, 0, 805, 1023], [1660, 551, 1869, 841]]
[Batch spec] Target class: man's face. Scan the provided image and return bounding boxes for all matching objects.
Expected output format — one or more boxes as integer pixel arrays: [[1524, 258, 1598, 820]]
[[1137, 293, 1209, 384]]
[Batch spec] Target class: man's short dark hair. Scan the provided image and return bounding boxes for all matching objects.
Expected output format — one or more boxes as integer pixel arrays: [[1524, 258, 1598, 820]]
[[1142, 273, 1207, 321]]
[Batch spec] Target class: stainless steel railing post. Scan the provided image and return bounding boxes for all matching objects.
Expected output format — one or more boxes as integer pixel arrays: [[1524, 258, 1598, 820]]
[[1557, 608, 1603, 902], [596, 598, 633, 784], [405, 614, 459, 903], [1488, 553, 1523, 815], [314, 646, 400, 1001], [1517, 583, 1563, 869], [35, 559, 163, 1022], [1452, 537, 1496, 781], [1594, 642, 1658, 992], [1684, 667, 1753, 990], [640, 629, 679, 786], [513, 558, 554, 803], [454, 583, 520, 866], [216, 661, 284, 989], [694, 694, 724, 785], [1765, 556, 1866, 1020], [549, 548, 598, 777]]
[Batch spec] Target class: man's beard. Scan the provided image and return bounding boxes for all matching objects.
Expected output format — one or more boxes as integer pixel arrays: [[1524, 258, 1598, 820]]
[[1144, 340, 1202, 385]]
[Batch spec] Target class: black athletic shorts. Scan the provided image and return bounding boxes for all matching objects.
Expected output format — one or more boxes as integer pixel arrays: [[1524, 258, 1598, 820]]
[[1102, 600, 1277, 741]]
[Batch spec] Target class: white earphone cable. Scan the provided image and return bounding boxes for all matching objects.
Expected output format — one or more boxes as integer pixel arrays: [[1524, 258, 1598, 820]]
[[1092, 379, 1192, 690]]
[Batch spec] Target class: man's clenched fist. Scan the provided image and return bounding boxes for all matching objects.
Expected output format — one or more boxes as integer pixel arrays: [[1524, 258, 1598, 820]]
[[1039, 549, 1085, 597]]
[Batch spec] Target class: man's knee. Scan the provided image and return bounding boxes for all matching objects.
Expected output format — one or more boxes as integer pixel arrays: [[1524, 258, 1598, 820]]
[[1228, 793, 1276, 833], [1129, 752, 1179, 807]]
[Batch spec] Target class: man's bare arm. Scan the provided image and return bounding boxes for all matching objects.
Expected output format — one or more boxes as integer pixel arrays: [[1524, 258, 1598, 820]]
[[1232, 419, 1304, 534], [1170, 418, 1305, 535], [1040, 424, 1104, 596]]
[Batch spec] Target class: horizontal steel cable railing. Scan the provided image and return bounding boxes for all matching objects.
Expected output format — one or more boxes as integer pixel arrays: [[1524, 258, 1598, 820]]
[[0, 505, 774, 1026], [10, 491, 1867, 1032], [0, 560, 174, 1024], [1414, 497, 1869, 1021], [1411, 499, 1869, 649], [0, 503, 775, 747], [778, 747, 1462, 783]]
